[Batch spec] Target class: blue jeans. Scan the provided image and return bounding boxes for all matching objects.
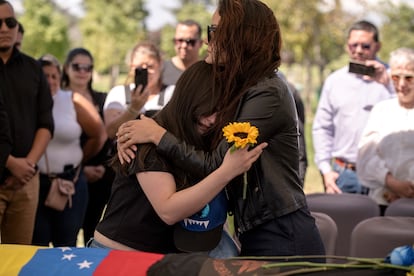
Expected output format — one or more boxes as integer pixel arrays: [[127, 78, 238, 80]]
[[333, 163, 368, 194], [88, 231, 239, 258], [208, 230, 239, 258], [87, 237, 111, 249]]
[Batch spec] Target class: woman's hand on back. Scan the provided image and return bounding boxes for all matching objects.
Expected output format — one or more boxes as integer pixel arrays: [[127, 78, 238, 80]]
[[116, 115, 167, 164]]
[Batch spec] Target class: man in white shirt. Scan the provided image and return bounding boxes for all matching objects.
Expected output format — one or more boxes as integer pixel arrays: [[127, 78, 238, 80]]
[[312, 20, 394, 194]]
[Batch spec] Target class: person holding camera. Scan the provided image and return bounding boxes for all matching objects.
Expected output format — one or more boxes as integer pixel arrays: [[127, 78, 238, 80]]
[[312, 20, 394, 194], [104, 41, 175, 139]]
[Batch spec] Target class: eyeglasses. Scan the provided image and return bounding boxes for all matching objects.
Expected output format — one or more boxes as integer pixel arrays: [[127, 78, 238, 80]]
[[71, 63, 93, 73], [348, 43, 372, 50], [207, 25, 217, 43], [391, 74, 414, 84], [173, 38, 199, 47], [0, 17, 18, 29]]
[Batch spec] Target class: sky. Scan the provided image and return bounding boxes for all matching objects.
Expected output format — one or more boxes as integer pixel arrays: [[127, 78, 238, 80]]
[[8, 0, 414, 31], [9, 0, 181, 31]]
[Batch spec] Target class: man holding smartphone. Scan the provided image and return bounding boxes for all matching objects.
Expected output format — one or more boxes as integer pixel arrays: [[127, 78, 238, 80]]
[[312, 20, 394, 194]]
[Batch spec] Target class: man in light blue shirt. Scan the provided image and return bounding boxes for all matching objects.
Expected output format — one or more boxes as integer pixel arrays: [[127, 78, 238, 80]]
[[312, 20, 394, 194]]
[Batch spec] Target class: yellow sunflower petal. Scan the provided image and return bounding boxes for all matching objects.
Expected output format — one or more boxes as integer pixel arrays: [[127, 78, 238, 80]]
[[222, 122, 259, 149]]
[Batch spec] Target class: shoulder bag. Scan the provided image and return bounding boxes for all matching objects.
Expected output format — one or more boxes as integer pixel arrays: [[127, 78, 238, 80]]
[[44, 154, 80, 211]]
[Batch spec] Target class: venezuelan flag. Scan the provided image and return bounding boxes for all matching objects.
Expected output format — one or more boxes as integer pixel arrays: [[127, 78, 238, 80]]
[[0, 244, 163, 276]]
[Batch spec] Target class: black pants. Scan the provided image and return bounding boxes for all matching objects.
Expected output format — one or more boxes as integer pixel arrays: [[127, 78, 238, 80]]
[[239, 207, 325, 261], [82, 167, 115, 242]]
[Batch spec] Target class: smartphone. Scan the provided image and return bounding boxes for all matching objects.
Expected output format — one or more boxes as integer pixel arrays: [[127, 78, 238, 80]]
[[134, 67, 148, 94], [349, 61, 376, 77]]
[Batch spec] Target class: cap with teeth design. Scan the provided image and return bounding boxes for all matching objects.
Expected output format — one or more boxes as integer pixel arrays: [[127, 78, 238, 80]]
[[174, 191, 227, 252]]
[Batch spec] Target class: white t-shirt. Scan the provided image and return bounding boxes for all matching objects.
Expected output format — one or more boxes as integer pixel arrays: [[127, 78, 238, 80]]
[[104, 83, 175, 115]]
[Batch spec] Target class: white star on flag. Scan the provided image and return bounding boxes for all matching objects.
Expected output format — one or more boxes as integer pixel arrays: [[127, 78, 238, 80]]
[[77, 260, 93, 269], [60, 247, 72, 252], [62, 253, 76, 261]]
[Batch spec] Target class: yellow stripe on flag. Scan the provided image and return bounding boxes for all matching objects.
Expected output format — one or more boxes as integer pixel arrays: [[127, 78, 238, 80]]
[[0, 244, 46, 276]]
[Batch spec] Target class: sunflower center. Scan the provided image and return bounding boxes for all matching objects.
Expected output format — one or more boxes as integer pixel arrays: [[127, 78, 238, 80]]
[[234, 132, 248, 139]]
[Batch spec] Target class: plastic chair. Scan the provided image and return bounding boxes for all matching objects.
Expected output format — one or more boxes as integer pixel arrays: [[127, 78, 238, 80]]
[[384, 198, 414, 217], [350, 216, 414, 258], [306, 193, 380, 256], [311, 212, 337, 256]]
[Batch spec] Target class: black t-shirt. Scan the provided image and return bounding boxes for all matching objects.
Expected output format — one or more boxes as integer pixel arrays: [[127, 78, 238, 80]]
[[96, 146, 178, 254]]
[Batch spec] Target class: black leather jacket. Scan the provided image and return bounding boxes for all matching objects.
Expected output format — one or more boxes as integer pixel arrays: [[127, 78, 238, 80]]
[[157, 75, 307, 233]]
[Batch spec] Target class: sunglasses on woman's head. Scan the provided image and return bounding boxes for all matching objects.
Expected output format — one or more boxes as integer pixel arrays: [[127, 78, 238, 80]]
[[0, 17, 18, 29], [71, 63, 93, 73], [207, 25, 217, 43]]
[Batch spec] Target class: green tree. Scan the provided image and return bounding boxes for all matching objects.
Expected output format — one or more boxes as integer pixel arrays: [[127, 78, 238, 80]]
[[80, 0, 148, 87], [263, 0, 358, 114], [379, 1, 414, 59], [19, 0, 70, 60]]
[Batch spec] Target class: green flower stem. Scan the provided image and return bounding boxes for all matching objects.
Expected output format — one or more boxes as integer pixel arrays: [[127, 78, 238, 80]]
[[230, 255, 412, 272], [262, 261, 386, 269], [275, 267, 335, 276]]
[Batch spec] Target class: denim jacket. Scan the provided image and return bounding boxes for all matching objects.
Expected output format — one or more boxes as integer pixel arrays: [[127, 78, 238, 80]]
[[157, 75, 306, 234]]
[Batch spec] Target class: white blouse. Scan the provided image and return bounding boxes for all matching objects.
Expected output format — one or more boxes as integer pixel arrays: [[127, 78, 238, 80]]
[[357, 98, 414, 205]]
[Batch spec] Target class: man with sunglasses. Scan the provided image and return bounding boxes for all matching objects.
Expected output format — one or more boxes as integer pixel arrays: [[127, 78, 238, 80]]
[[0, 0, 54, 244], [313, 20, 394, 195], [162, 19, 203, 85]]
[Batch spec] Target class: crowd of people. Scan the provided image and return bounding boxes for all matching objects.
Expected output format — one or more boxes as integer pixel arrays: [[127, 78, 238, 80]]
[[0, 0, 413, 260]]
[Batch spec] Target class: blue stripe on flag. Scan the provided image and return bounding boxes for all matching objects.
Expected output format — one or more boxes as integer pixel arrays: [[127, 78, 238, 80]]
[[19, 247, 110, 276]]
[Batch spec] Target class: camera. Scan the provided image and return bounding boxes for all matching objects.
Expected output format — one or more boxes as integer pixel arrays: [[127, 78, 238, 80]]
[[134, 67, 148, 94], [348, 61, 376, 77]]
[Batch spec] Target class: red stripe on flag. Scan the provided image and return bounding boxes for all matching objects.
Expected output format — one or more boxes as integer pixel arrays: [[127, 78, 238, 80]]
[[93, 250, 164, 276]]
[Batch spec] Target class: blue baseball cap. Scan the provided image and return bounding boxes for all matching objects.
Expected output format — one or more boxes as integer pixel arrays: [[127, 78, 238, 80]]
[[174, 191, 228, 252]]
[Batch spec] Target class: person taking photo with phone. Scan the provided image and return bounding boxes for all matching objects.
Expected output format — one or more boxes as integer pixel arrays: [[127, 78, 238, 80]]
[[104, 41, 175, 139], [313, 20, 394, 194]]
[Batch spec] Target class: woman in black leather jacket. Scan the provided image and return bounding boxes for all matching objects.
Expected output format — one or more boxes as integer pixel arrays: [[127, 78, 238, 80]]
[[117, 0, 324, 258]]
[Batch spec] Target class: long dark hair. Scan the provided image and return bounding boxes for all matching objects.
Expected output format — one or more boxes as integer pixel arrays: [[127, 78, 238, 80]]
[[210, 0, 282, 147], [61, 47, 94, 91], [115, 61, 219, 190]]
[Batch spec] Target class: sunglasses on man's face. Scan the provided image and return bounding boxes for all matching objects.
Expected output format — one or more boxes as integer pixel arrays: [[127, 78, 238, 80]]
[[207, 25, 217, 43], [173, 38, 198, 47], [348, 43, 372, 50], [71, 63, 93, 73], [0, 17, 18, 29]]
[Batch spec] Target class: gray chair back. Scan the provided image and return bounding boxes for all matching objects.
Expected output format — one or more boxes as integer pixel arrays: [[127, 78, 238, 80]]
[[311, 212, 337, 256], [350, 216, 414, 258], [385, 198, 414, 217], [306, 193, 380, 256]]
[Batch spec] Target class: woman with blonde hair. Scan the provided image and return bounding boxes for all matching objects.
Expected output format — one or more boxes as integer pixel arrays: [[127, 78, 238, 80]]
[[104, 41, 175, 139]]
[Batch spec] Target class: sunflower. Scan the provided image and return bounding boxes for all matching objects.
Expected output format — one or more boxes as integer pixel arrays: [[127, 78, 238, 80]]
[[222, 122, 259, 150]]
